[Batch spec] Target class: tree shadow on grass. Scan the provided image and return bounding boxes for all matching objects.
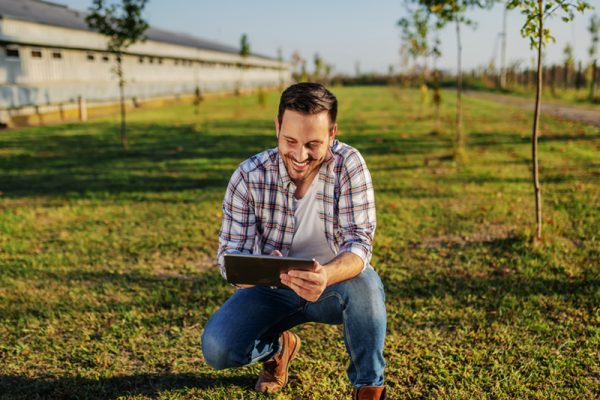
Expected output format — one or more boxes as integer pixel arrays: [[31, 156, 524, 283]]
[[391, 234, 597, 297], [466, 131, 600, 148], [0, 372, 256, 400], [0, 122, 275, 198], [347, 135, 452, 157], [0, 119, 464, 199]]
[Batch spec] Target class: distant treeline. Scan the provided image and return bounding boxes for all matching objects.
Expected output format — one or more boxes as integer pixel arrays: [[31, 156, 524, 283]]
[[301, 62, 599, 102]]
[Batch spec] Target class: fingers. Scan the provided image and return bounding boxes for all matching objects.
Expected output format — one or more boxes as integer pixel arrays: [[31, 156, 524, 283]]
[[280, 266, 327, 302], [280, 270, 316, 289], [270, 250, 283, 257], [285, 269, 322, 284], [284, 279, 320, 302]]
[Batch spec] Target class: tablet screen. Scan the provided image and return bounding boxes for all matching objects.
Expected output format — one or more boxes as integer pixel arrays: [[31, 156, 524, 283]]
[[224, 254, 315, 288]]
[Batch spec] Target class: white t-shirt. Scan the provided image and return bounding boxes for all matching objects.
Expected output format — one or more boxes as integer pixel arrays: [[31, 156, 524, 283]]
[[288, 178, 337, 265]]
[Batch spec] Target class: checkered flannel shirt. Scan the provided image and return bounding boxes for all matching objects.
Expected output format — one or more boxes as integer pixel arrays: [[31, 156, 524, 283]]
[[217, 139, 376, 279]]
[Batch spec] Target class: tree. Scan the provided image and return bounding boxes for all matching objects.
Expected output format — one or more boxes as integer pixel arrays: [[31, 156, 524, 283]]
[[408, 0, 496, 161], [86, 0, 149, 151], [398, 6, 443, 132], [240, 34, 250, 57], [323, 63, 334, 85], [277, 47, 284, 89], [499, 5, 509, 90], [588, 14, 599, 99], [193, 85, 204, 115], [507, 0, 591, 240], [300, 61, 308, 82], [236, 34, 251, 95], [398, 6, 432, 81], [563, 42, 574, 87], [313, 52, 324, 80], [290, 50, 306, 82], [431, 30, 443, 134]]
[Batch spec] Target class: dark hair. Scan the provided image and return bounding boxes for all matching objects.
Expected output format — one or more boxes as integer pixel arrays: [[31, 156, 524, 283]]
[[277, 82, 338, 129]]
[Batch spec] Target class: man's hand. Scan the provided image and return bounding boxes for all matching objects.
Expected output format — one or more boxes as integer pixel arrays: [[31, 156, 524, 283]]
[[280, 260, 328, 302]]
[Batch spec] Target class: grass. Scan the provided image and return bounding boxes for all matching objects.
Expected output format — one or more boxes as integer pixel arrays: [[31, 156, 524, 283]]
[[0, 86, 598, 399]]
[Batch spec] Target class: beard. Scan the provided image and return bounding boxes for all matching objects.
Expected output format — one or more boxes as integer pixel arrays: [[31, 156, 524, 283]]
[[282, 151, 323, 183]]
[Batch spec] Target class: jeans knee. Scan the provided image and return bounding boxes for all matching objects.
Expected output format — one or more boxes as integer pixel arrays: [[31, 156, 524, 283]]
[[202, 328, 237, 370], [344, 269, 386, 316]]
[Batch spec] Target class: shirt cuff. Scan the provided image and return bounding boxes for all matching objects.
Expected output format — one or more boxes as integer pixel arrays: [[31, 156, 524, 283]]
[[340, 242, 370, 272]]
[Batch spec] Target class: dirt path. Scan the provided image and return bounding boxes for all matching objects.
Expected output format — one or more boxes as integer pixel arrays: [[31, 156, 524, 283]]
[[466, 91, 600, 127]]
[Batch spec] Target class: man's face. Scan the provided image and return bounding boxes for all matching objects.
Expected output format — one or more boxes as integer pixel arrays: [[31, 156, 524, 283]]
[[275, 110, 336, 185]]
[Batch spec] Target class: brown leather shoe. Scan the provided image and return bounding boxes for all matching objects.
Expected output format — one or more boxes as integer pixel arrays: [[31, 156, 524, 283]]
[[352, 386, 387, 400], [254, 331, 301, 393]]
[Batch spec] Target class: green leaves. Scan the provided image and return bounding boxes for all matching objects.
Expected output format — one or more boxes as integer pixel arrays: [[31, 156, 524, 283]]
[[589, 14, 600, 58], [508, 0, 593, 49], [398, 7, 433, 60], [85, 0, 149, 52], [407, 0, 496, 28], [239, 33, 250, 57]]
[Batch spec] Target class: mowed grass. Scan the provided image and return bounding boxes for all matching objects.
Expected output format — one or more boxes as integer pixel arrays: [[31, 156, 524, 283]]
[[0, 86, 598, 399]]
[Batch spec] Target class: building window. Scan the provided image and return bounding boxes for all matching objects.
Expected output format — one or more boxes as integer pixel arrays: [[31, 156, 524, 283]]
[[52, 51, 62, 59], [149, 57, 154, 64], [31, 50, 43, 58], [174, 59, 179, 65], [158, 57, 163, 64], [87, 53, 95, 61], [5, 47, 19, 59], [139, 56, 144, 63], [102, 55, 110, 62]]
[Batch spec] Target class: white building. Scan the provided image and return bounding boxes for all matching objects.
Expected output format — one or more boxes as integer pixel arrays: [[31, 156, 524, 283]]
[[0, 0, 290, 124]]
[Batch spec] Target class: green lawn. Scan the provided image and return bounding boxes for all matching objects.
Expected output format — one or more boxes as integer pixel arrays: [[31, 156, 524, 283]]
[[0, 86, 598, 399]]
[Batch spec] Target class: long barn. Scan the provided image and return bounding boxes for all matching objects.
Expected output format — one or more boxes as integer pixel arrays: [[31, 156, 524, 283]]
[[0, 0, 291, 125]]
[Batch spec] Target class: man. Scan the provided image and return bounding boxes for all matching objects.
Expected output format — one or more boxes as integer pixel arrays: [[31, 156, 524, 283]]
[[202, 83, 387, 400]]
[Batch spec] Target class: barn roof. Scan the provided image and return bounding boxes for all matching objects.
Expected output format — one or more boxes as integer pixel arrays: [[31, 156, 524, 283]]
[[0, 0, 272, 59]]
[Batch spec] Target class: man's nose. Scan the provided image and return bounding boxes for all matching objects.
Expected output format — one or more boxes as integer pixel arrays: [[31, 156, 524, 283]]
[[298, 146, 309, 162]]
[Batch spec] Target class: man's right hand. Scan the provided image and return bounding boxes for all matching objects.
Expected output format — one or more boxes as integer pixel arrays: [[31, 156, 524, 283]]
[[235, 250, 283, 289]]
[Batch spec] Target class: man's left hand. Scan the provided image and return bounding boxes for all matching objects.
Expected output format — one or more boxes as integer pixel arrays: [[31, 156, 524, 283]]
[[280, 260, 328, 302]]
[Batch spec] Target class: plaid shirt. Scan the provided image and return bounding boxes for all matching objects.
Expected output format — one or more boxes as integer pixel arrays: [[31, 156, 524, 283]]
[[217, 139, 376, 279]]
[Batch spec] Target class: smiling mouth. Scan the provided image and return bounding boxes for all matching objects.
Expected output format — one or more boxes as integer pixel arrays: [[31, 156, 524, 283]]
[[291, 159, 310, 168]]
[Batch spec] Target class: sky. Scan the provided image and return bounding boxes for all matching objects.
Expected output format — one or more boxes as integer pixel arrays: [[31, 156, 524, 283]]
[[57, 0, 599, 75]]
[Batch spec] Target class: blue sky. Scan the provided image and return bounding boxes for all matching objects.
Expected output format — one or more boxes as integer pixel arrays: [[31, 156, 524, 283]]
[[58, 0, 598, 75]]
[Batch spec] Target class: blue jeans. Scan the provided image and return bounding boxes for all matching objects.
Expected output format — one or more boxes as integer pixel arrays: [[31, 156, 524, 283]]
[[202, 267, 387, 388]]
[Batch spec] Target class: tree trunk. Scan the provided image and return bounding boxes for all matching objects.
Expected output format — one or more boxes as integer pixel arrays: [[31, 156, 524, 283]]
[[575, 61, 583, 91], [434, 71, 441, 134], [550, 65, 557, 97], [532, 0, 544, 240], [500, 6, 508, 90], [590, 60, 597, 100], [455, 18, 464, 159], [117, 57, 128, 151]]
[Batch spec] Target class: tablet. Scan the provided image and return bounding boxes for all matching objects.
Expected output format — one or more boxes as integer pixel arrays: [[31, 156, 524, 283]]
[[224, 254, 315, 288]]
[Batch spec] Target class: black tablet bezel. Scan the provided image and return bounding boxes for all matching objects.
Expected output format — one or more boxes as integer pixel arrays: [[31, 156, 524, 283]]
[[224, 253, 315, 288]]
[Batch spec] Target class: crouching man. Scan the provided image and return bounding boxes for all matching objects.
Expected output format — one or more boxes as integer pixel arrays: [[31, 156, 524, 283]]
[[202, 83, 387, 399]]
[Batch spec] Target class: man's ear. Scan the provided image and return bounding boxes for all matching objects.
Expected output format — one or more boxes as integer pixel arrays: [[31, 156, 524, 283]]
[[329, 124, 337, 145]]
